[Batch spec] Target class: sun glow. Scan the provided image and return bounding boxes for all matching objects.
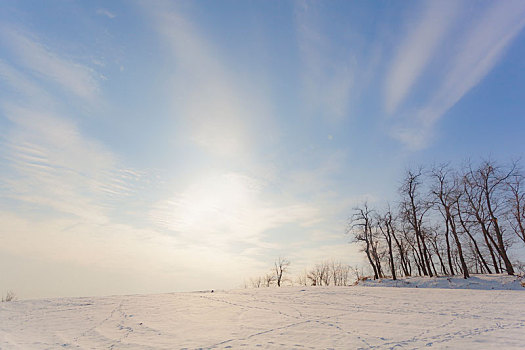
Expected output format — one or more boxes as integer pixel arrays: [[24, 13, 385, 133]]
[[151, 173, 261, 240]]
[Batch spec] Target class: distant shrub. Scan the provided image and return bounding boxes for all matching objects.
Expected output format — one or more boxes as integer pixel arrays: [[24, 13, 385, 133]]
[[1, 291, 16, 302]]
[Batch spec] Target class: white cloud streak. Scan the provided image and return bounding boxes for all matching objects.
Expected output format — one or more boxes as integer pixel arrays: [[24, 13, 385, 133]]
[[0, 59, 54, 107], [384, 0, 460, 115], [0, 60, 177, 295], [0, 28, 99, 100], [0, 104, 139, 223], [97, 8, 116, 19], [390, 0, 525, 149], [425, 0, 525, 125]]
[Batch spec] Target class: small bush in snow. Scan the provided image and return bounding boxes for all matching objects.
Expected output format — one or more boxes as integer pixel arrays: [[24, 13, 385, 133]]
[[2, 291, 16, 302]]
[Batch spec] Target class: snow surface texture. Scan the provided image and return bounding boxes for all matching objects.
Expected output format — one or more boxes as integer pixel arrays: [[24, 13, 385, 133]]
[[358, 273, 525, 290], [1, 280, 525, 349]]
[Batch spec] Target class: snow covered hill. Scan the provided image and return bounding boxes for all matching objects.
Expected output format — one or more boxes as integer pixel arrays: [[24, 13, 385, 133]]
[[357, 273, 525, 290], [1, 283, 525, 349]]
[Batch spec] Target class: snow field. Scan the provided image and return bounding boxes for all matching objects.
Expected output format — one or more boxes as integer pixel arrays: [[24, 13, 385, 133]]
[[1, 285, 525, 349]]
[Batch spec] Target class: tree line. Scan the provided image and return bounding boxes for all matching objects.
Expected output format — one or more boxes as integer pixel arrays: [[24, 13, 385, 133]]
[[349, 159, 525, 280], [247, 257, 356, 288]]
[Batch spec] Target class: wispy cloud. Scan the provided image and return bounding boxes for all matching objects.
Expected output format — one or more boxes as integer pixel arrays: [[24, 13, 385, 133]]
[[0, 64, 172, 296], [0, 27, 99, 100], [424, 1, 525, 124], [384, 0, 460, 115], [144, 3, 264, 158], [97, 8, 116, 19], [0, 27, 152, 285], [390, 0, 525, 149], [0, 42, 133, 221], [0, 104, 139, 223], [0, 59, 54, 107], [294, 1, 354, 121]]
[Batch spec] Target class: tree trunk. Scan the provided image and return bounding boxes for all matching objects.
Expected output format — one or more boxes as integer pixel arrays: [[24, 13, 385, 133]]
[[392, 233, 410, 276], [365, 242, 379, 280], [458, 209, 492, 274], [444, 220, 454, 275], [491, 217, 514, 275], [478, 218, 500, 273], [387, 238, 396, 280], [421, 237, 434, 277], [448, 212, 469, 279]]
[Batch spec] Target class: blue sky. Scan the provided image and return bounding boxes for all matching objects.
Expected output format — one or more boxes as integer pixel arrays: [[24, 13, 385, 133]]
[[1, 0, 525, 298]]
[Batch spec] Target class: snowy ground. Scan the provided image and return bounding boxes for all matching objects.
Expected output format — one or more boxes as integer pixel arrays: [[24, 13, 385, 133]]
[[1, 281, 525, 349], [358, 273, 525, 290]]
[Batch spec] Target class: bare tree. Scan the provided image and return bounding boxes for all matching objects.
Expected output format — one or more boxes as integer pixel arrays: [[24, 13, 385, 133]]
[[307, 262, 331, 286], [331, 261, 351, 286], [507, 170, 525, 245], [250, 276, 263, 288], [352, 265, 362, 284], [401, 223, 423, 275], [390, 218, 411, 276], [466, 161, 516, 275], [426, 225, 448, 275], [296, 269, 309, 286], [456, 202, 492, 274], [463, 167, 501, 273], [263, 273, 275, 287], [320, 261, 332, 286], [430, 164, 469, 278], [376, 206, 397, 280], [307, 264, 322, 286], [348, 203, 381, 279], [399, 168, 434, 276], [274, 257, 290, 287]]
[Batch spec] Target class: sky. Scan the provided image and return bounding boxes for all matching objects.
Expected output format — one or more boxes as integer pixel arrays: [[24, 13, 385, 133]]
[[1, 0, 525, 299]]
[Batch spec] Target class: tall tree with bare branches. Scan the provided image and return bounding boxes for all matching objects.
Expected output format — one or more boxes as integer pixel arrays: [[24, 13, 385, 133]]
[[376, 207, 397, 280], [274, 257, 290, 287], [399, 168, 434, 277], [430, 164, 469, 278], [507, 170, 525, 245], [348, 203, 381, 279], [469, 161, 516, 275]]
